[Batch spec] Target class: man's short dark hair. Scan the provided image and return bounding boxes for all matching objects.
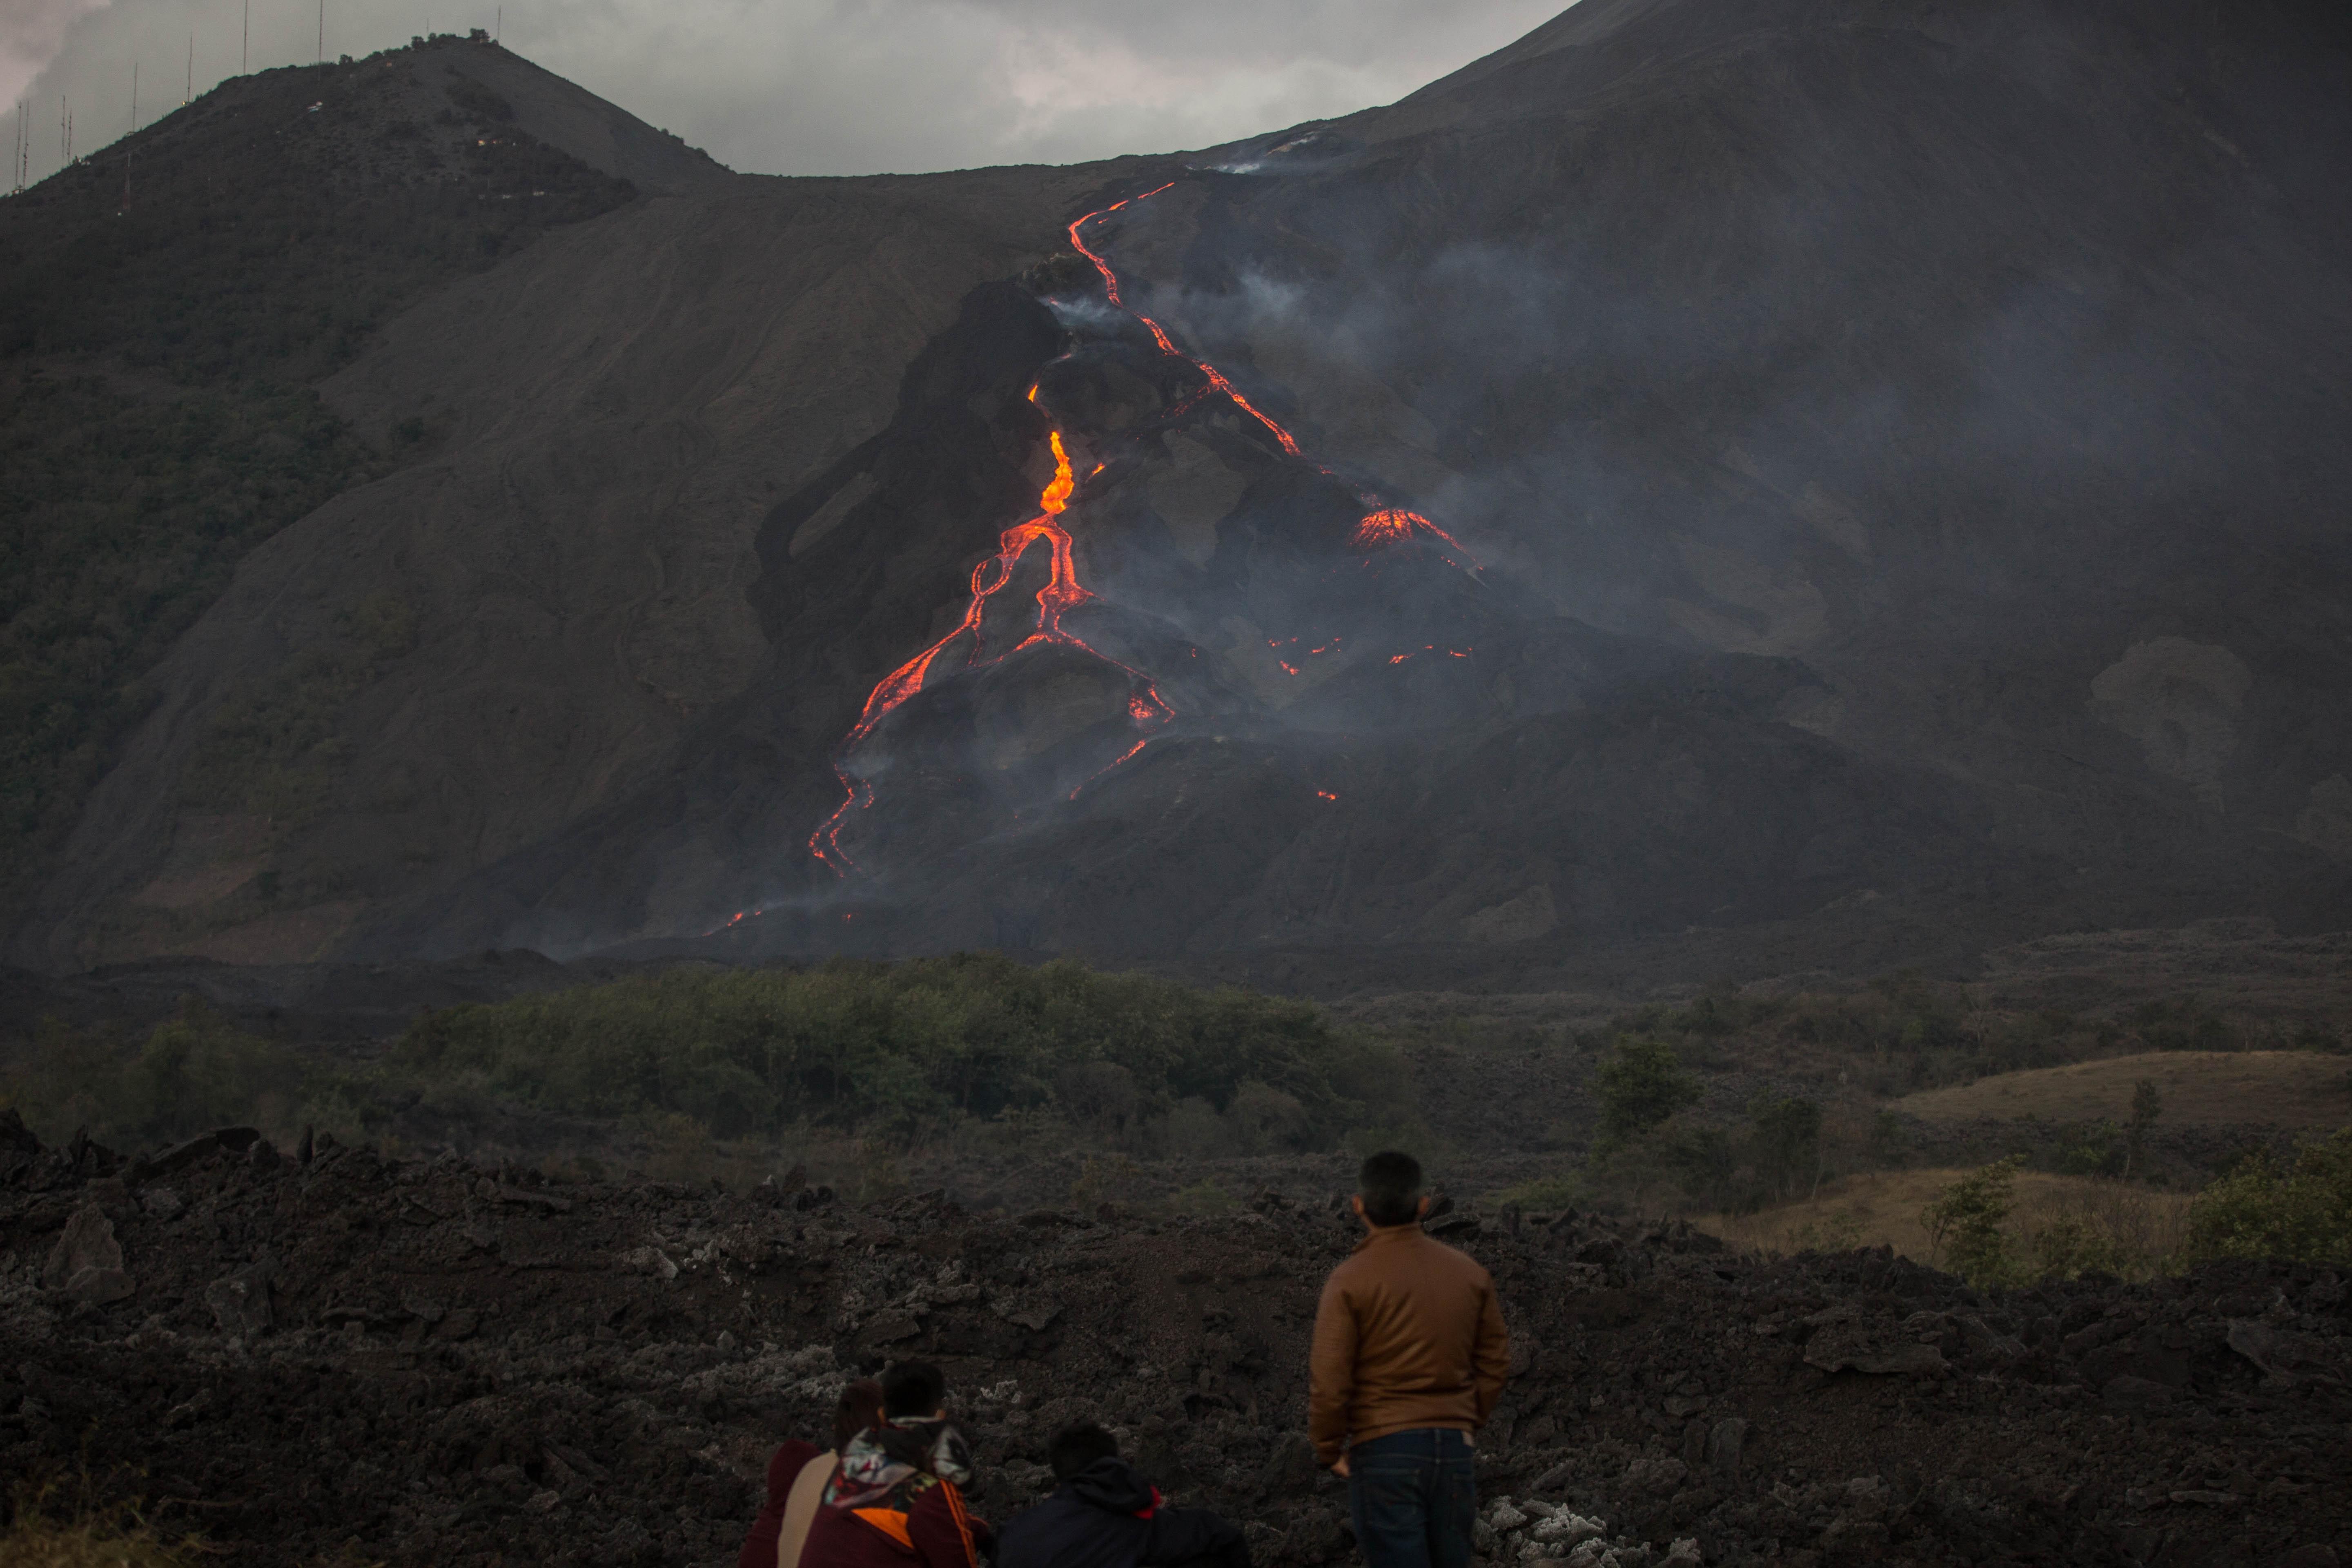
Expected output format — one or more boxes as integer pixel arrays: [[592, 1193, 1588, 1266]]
[[1048, 1421, 1120, 1481], [881, 1361, 945, 1420], [1358, 1150, 1424, 1227]]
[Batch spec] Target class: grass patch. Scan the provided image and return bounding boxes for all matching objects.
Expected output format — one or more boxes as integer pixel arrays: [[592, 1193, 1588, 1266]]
[[1901, 1051, 2351, 1129], [1696, 1166, 2194, 1282], [1486, 1172, 1587, 1212]]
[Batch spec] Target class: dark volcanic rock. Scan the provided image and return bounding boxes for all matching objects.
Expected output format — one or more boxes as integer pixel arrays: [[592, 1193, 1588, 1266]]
[[2, 1124, 2348, 1567]]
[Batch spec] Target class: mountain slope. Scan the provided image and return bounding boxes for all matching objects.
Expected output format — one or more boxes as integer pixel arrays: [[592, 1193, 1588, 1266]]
[[0, 34, 676, 931], [12, 0, 2352, 979]]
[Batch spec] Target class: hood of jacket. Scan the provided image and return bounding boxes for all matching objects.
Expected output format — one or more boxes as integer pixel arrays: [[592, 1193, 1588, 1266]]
[[1062, 1457, 1157, 1515]]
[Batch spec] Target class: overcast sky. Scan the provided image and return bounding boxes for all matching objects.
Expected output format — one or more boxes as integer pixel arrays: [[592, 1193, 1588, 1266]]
[[8, 0, 1569, 181]]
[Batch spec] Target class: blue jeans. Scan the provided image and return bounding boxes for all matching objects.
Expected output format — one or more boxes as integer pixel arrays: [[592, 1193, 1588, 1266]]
[[1346, 1428, 1477, 1568]]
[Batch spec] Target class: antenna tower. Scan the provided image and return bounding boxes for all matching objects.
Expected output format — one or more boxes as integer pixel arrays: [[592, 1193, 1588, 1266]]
[[243, 0, 250, 74], [318, 0, 325, 63], [187, 34, 194, 104]]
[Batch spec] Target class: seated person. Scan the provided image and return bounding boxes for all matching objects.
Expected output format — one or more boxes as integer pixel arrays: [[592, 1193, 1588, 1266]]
[[801, 1361, 991, 1568], [996, 1421, 1250, 1568], [739, 1379, 886, 1568]]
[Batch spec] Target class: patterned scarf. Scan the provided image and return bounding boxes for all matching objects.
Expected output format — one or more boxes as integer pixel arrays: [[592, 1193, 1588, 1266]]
[[824, 1419, 975, 1512]]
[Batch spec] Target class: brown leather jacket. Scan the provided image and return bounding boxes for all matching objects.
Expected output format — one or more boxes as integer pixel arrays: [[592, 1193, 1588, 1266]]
[[1308, 1223, 1510, 1465]]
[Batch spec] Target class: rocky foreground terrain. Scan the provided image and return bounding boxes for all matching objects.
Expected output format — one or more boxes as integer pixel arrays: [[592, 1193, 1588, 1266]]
[[4, 1119, 2347, 1568]]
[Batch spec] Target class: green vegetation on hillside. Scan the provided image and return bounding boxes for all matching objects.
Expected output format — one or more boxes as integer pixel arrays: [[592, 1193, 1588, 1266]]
[[0, 372, 384, 880], [1598, 974, 2343, 1097], [0, 46, 637, 906], [2185, 1129, 2352, 1266], [0, 955, 1415, 1167], [397, 953, 1406, 1146]]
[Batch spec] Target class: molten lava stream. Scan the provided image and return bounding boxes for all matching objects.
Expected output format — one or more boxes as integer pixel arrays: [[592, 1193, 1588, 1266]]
[[810, 180, 1476, 880], [1071, 192, 1474, 562], [809, 428, 1171, 873]]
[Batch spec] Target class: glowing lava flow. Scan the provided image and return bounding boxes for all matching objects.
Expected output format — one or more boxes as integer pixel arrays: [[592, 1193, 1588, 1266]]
[[1066, 193, 1303, 459], [808, 419, 1173, 873], [806, 179, 1481, 881], [1070, 199, 1477, 557]]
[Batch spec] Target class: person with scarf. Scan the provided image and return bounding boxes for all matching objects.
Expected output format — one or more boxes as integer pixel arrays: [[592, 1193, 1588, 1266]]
[[738, 1379, 886, 1568], [800, 1362, 990, 1568]]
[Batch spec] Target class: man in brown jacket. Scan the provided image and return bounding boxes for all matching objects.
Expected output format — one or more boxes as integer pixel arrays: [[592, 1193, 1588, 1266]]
[[1310, 1151, 1508, 1568]]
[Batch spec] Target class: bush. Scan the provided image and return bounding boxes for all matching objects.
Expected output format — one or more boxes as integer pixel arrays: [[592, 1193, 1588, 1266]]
[[395, 953, 1408, 1147], [1, 1003, 319, 1149], [2185, 1130, 2352, 1266], [1748, 1094, 1823, 1201], [1921, 1156, 2026, 1285], [1592, 1036, 1700, 1145], [1489, 1173, 1586, 1212]]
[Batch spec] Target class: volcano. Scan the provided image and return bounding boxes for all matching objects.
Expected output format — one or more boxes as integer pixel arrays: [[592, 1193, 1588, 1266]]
[[7, 0, 2350, 987]]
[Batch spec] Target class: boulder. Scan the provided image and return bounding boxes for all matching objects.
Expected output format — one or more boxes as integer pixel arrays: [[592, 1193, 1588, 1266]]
[[42, 1205, 124, 1290]]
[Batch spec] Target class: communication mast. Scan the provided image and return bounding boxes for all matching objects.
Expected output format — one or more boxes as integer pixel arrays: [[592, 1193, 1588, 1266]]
[[243, 0, 250, 75]]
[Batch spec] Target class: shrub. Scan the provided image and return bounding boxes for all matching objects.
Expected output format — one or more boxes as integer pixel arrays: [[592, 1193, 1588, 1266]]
[[1490, 1173, 1586, 1212], [2, 1003, 318, 1149], [1592, 1036, 1700, 1145], [1921, 1155, 2026, 1285], [1748, 1094, 1823, 1200], [394, 953, 1407, 1147], [2184, 1129, 2352, 1266]]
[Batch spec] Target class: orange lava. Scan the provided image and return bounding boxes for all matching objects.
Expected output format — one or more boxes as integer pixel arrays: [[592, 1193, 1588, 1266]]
[[810, 411, 1170, 872], [1352, 508, 1480, 566], [806, 179, 1478, 881], [1067, 196, 1305, 458]]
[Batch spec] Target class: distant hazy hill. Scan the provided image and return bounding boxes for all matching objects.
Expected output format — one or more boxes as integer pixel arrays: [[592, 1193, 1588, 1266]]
[[8, 0, 2350, 988]]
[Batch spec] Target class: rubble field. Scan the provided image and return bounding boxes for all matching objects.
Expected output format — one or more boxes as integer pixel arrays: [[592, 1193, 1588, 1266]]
[[2, 1118, 2346, 1568]]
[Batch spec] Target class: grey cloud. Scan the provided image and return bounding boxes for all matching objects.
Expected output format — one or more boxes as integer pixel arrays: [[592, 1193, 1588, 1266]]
[[11, 0, 1572, 183]]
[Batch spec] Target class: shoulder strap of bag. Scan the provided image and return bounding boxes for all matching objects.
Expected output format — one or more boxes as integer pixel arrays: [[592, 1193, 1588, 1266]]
[[777, 1450, 839, 1568]]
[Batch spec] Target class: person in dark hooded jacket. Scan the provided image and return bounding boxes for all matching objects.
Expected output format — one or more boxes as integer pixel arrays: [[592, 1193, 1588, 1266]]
[[996, 1423, 1249, 1568]]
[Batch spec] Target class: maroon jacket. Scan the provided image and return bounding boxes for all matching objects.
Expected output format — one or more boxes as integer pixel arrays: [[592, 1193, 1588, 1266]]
[[800, 1481, 989, 1568], [739, 1440, 823, 1568]]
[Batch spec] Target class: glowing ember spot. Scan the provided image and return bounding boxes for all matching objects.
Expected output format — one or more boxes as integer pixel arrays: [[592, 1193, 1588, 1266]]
[[1316, 789, 1338, 801], [1279, 661, 1301, 675]]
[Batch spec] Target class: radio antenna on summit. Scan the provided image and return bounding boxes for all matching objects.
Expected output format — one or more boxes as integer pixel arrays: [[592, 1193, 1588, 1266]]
[[186, 34, 194, 104], [242, 0, 250, 74]]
